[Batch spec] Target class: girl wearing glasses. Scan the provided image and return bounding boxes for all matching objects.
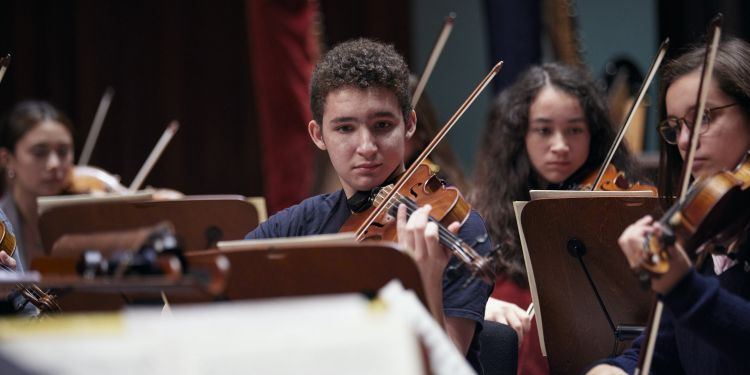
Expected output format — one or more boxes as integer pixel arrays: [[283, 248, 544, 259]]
[[587, 37, 750, 375]]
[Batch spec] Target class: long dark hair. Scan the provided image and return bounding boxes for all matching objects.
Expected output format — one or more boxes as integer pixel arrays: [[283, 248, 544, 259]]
[[0, 100, 74, 195], [658, 37, 750, 206], [472, 62, 638, 286]]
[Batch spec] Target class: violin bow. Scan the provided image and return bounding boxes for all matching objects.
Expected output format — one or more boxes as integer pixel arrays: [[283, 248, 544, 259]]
[[411, 12, 455, 108], [128, 120, 180, 193], [0, 54, 10, 85], [678, 16, 723, 199], [354, 61, 503, 239], [78, 87, 115, 166], [589, 39, 669, 191], [635, 15, 723, 375]]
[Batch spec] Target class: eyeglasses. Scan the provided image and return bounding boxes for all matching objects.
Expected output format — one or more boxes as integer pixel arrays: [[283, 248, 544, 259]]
[[658, 103, 738, 145]]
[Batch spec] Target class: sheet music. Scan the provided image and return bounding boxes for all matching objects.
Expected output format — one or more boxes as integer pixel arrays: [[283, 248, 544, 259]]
[[529, 189, 654, 200], [37, 190, 155, 214], [217, 232, 359, 250], [0, 294, 424, 375], [379, 280, 476, 375], [513, 201, 548, 357]]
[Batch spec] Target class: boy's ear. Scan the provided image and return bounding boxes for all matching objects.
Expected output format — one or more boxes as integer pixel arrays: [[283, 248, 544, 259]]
[[308, 120, 327, 150], [405, 109, 417, 140]]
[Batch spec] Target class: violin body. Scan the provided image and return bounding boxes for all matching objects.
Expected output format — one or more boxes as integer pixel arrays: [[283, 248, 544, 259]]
[[0, 221, 61, 313], [0, 220, 16, 257], [581, 164, 657, 194], [644, 155, 750, 274], [67, 165, 129, 195], [340, 163, 494, 283], [340, 163, 470, 240]]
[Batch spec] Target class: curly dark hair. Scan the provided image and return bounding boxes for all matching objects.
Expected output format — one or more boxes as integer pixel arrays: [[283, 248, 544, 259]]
[[657, 37, 750, 207], [471, 63, 639, 287], [310, 38, 411, 125]]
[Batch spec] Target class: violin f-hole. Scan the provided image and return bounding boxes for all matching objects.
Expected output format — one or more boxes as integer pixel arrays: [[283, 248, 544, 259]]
[[409, 182, 423, 198]]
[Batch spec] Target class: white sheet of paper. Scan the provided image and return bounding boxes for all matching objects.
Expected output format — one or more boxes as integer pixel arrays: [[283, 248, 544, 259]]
[[217, 232, 359, 250], [0, 294, 423, 375]]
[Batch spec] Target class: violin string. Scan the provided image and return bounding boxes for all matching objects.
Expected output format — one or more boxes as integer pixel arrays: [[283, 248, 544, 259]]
[[385, 193, 477, 263], [0, 264, 52, 310], [373, 187, 488, 267], [389, 195, 462, 245]]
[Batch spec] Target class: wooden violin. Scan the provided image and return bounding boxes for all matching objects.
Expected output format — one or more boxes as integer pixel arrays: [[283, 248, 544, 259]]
[[642, 153, 750, 274], [71, 87, 181, 196], [67, 165, 129, 194], [584, 39, 669, 195], [340, 62, 504, 284], [580, 164, 657, 193], [635, 15, 723, 375], [340, 163, 494, 283], [0, 221, 61, 313]]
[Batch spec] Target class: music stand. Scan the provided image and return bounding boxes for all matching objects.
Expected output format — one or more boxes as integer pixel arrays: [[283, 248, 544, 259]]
[[24, 253, 229, 313], [518, 196, 661, 375], [38, 195, 263, 254], [187, 242, 428, 307]]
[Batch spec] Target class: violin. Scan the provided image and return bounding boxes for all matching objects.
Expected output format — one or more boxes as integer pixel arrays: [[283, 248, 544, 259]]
[[581, 39, 668, 196], [635, 16, 722, 375], [340, 61, 504, 284], [642, 153, 750, 275], [340, 163, 495, 283], [0, 221, 61, 313], [580, 164, 657, 193], [66, 165, 129, 195], [0, 218, 16, 256], [66, 121, 182, 198], [72, 87, 181, 197]]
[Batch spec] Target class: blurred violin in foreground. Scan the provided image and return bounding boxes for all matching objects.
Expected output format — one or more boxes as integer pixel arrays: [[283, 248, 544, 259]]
[[67, 165, 129, 194], [0, 221, 61, 313], [642, 153, 750, 275]]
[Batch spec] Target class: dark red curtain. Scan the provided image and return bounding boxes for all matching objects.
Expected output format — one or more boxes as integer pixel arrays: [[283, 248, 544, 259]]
[[0, 0, 263, 198], [0, 0, 412, 213], [318, 0, 411, 61], [246, 0, 318, 213]]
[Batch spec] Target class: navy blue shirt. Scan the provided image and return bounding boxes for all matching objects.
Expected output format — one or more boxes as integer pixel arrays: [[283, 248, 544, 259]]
[[592, 246, 750, 374], [246, 189, 494, 373]]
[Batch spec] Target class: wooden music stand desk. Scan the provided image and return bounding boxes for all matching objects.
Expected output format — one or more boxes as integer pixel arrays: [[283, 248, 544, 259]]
[[187, 241, 428, 307], [518, 196, 661, 375], [38, 195, 263, 254]]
